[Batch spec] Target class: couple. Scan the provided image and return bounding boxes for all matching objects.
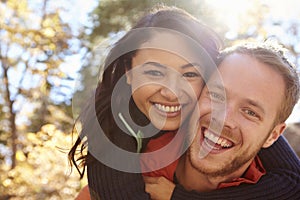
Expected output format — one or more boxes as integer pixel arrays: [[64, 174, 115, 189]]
[[141, 42, 300, 199], [71, 5, 300, 200]]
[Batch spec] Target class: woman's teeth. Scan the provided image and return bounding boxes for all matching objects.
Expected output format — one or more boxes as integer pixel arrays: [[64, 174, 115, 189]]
[[204, 129, 233, 148], [154, 103, 181, 113]]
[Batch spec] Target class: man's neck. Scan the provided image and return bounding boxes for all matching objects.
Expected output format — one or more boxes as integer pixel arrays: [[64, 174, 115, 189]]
[[175, 153, 252, 192]]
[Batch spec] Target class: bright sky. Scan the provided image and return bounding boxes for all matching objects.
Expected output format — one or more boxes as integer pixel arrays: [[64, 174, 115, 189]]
[[206, 0, 300, 20], [32, 0, 300, 124], [205, 0, 300, 123]]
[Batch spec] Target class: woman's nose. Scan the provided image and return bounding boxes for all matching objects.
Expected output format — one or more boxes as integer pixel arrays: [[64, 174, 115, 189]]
[[160, 87, 180, 101], [160, 79, 183, 101]]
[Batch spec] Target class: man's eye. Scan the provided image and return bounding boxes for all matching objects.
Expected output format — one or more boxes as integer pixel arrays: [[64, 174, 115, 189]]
[[183, 72, 200, 78], [243, 109, 259, 118], [144, 70, 164, 77]]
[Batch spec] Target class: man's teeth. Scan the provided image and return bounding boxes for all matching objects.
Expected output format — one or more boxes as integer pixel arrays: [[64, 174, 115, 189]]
[[155, 103, 181, 113], [204, 130, 232, 148]]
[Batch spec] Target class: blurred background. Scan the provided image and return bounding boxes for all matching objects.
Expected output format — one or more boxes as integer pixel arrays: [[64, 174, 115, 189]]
[[0, 0, 299, 199]]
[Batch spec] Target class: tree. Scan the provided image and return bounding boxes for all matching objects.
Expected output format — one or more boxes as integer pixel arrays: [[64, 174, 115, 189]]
[[89, 0, 225, 42], [0, 124, 85, 199], [0, 0, 85, 169]]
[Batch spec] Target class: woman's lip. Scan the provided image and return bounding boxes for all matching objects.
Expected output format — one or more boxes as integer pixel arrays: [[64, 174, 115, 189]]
[[152, 101, 182, 107], [152, 103, 182, 118], [153, 103, 182, 113]]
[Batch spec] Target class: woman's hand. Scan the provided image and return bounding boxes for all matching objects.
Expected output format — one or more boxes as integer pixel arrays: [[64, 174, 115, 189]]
[[143, 176, 176, 200]]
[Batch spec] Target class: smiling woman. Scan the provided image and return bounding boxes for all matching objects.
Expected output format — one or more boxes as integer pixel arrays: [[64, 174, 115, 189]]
[[127, 47, 204, 131]]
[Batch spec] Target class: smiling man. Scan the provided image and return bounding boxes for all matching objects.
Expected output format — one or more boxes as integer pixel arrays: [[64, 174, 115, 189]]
[[177, 42, 290, 191], [144, 41, 300, 199]]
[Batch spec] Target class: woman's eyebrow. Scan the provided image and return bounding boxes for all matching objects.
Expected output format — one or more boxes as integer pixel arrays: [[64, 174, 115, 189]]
[[142, 61, 167, 68], [142, 61, 202, 70]]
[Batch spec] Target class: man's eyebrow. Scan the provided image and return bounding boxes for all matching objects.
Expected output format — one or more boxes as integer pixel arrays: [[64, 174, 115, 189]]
[[245, 99, 266, 115], [181, 62, 202, 69], [206, 82, 266, 115], [206, 82, 225, 90]]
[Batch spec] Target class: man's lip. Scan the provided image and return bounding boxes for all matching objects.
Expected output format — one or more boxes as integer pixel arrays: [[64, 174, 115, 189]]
[[200, 127, 235, 150]]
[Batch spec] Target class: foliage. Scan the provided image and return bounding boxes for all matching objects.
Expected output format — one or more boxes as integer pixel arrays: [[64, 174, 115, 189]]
[[89, 0, 300, 66], [0, 0, 85, 168], [89, 0, 224, 42], [0, 0, 88, 198], [0, 124, 86, 200]]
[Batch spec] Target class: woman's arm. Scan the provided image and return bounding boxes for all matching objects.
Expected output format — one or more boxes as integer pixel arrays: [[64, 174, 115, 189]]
[[87, 158, 150, 200]]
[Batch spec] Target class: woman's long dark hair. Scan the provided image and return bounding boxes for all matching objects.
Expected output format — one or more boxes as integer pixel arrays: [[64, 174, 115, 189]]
[[69, 5, 222, 178]]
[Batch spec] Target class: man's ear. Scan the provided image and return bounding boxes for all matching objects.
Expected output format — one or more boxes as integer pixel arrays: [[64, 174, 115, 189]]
[[262, 122, 286, 148], [125, 69, 132, 85]]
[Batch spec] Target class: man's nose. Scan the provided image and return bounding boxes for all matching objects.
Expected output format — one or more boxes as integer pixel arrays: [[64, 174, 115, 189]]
[[223, 105, 238, 129], [212, 104, 238, 131]]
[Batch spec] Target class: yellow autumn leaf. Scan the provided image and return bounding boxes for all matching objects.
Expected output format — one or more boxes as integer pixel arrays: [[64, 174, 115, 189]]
[[16, 150, 26, 162]]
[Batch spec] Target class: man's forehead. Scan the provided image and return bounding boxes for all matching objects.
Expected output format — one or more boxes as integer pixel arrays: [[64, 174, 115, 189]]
[[206, 53, 285, 117]]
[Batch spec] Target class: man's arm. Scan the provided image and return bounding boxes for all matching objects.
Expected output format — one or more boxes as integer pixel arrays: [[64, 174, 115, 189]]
[[258, 135, 299, 171], [88, 136, 299, 200], [172, 170, 300, 200], [146, 136, 300, 200]]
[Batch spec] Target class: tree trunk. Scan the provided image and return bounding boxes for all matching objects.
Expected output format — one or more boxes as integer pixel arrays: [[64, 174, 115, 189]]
[[2, 59, 17, 169]]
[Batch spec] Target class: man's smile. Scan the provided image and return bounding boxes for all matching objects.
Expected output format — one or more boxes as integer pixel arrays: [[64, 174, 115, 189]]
[[200, 127, 235, 153]]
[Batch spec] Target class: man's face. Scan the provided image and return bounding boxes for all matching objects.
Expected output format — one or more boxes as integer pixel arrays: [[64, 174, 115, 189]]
[[188, 53, 286, 177]]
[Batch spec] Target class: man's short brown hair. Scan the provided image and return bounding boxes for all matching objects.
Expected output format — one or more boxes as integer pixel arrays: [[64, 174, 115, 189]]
[[218, 41, 300, 124]]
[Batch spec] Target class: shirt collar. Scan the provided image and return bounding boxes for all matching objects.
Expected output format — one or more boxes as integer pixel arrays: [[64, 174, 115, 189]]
[[218, 155, 266, 189]]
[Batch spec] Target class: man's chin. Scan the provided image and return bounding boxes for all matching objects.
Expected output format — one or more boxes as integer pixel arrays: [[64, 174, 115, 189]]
[[188, 149, 237, 177], [189, 159, 234, 178]]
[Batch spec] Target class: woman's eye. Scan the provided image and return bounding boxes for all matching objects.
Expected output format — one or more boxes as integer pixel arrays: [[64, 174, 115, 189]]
[[144, 70, 164, 77], [183, 72, 200, 78]]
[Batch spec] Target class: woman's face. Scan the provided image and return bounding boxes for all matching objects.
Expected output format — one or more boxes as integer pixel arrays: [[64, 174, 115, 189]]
[[126, 33, 205, 130]]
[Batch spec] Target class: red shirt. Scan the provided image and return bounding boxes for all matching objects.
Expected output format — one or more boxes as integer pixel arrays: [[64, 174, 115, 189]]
[[141, 132, 266, 188], [141, 131, 179, 181]]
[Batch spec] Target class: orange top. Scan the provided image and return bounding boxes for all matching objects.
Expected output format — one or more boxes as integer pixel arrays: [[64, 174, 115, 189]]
[[141, 131, 179, 181], [75, 185, 90, 200]]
